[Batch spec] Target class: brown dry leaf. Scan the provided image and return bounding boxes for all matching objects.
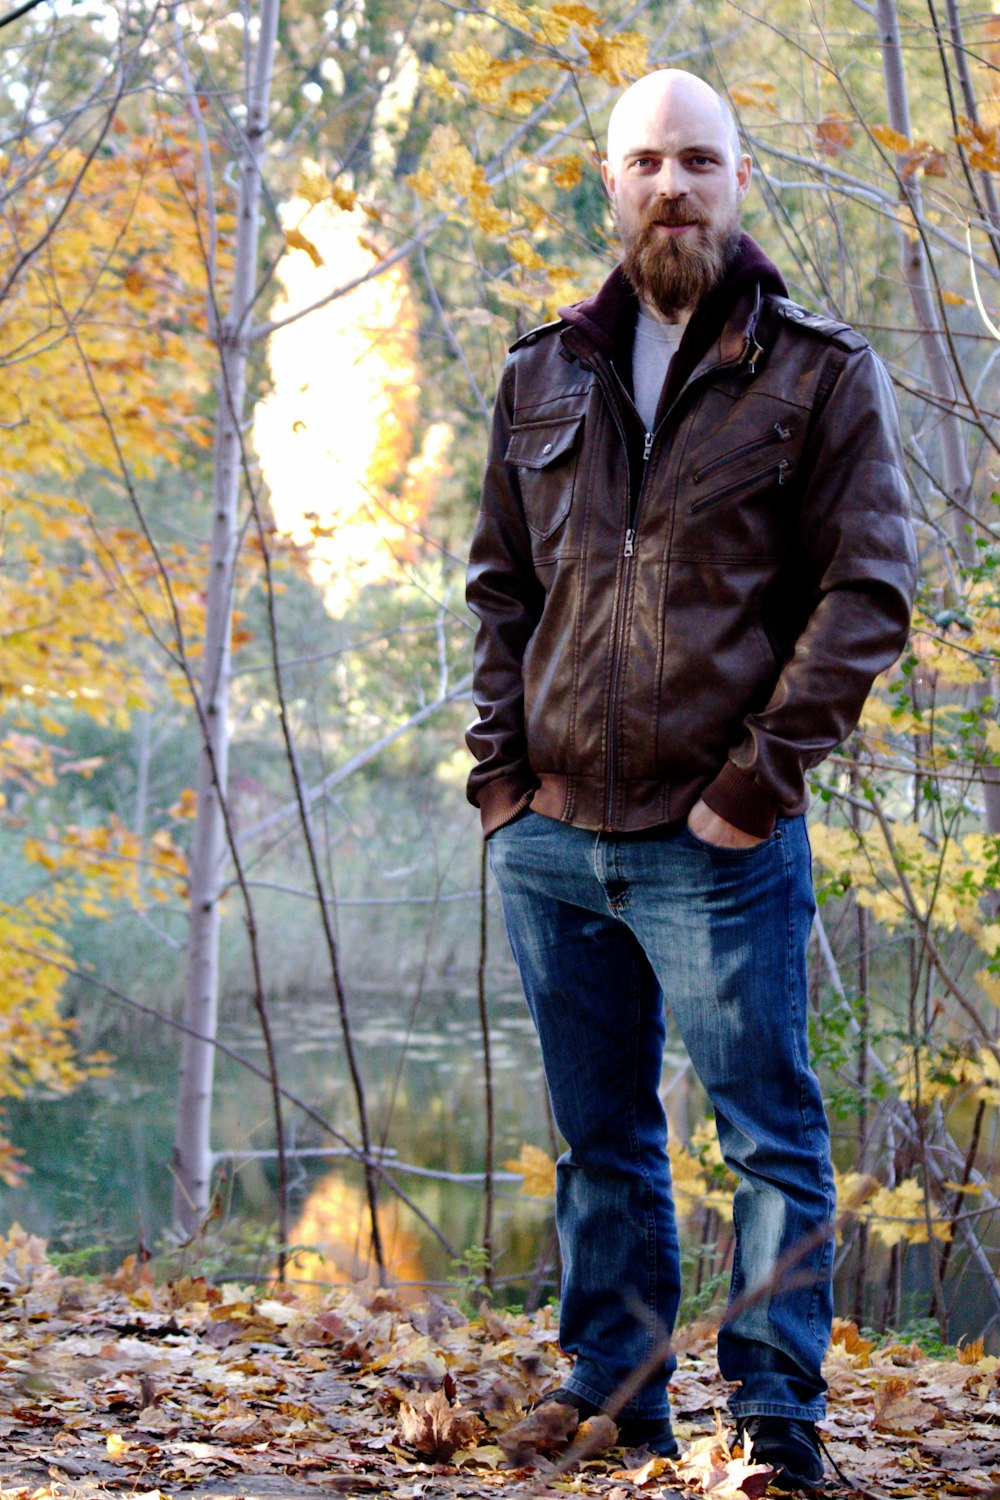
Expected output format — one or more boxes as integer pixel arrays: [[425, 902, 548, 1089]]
[[959, 1338, 986, 1365], [614, 1452, 670, 1484], [394, 1386, 486, 1461], [873, 1375, 940, 1432], [675, 1416, 732, 1488], [498, 1400, 579, 1463], [168, 1275, 219, 1309], [879, 1342, 926, 1367], [567, 1412, 619, 1457], [707, 1456, 777, 1497]]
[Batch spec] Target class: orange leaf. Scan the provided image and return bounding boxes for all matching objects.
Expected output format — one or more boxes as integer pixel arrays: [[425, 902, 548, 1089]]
[[817, 112, 854, 157], [871, 125, 912, 153]]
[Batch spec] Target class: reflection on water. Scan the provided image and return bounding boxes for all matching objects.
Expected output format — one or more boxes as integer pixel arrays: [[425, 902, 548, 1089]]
[[288, 1173, 425, 1288]]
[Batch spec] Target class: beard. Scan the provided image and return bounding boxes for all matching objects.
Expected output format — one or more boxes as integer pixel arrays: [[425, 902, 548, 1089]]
[[619, 199, 741, 318]]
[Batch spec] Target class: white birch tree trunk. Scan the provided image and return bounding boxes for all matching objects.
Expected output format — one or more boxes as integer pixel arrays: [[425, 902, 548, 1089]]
[[171, 0, 282, 1236]]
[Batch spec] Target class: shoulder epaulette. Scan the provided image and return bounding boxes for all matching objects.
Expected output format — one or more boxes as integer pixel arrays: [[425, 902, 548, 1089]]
[[508, 318, 565, 352], [773, 298, 869, 354]]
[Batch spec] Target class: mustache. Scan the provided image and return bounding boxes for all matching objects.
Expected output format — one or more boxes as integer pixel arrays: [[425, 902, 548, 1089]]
[[642, 204, 708, 228]]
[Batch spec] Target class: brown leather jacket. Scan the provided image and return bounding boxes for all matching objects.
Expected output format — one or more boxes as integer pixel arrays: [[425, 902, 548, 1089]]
[[466, 240, 917, 838]]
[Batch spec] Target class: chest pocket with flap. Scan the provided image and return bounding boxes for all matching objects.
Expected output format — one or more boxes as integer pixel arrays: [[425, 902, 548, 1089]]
[[505, 414, 583, 542]]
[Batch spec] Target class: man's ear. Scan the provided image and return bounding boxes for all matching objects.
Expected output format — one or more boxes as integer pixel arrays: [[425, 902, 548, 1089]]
[[601, 159, 616, 201], [735, 152, 752, 200]]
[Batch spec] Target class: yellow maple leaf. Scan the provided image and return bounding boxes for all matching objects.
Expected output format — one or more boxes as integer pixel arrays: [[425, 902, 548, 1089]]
[[863, 1178, 950, 1248], [424, 65, 460, 102], [491, 0, 533, 25], [503, 1142, 556, 1196], [331, 183, 358, 212], [448, 44, 528, 105], [550, 0, 601, 22], [507, 87, 552, 115], [284, 226, 324, 267], [508, 237, 547, 270], [295, 163, 331, 206], [580, 31, 648, 86], [550, 153, 585, 189], [830, 1318, 875, 1362]]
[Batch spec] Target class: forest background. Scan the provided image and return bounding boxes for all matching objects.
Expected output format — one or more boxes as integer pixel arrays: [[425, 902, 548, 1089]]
[[1, 0, 999, 1358]]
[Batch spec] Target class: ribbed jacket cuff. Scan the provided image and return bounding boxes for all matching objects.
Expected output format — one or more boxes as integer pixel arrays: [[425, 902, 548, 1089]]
[[477, 776, 537, 838], [701, 761, 780, 839]]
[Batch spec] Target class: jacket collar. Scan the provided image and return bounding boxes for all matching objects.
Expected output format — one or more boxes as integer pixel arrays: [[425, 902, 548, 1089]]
[[558, 234, 788, 396]]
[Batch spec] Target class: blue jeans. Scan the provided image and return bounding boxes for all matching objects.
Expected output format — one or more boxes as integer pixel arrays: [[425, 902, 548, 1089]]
[[488, 810, 835, 1425]]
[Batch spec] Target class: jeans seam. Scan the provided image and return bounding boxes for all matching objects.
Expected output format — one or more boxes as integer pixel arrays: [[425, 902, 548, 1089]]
[[625, 950, 659, 1367], [785, 824, 835, 1343]]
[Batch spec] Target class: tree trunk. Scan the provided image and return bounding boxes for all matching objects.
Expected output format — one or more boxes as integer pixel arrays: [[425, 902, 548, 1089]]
[[171, 0, 282, 1236]]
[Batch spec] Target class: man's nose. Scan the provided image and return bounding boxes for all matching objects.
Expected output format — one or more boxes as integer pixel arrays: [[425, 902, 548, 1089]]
[[655, 160, 689, 197]]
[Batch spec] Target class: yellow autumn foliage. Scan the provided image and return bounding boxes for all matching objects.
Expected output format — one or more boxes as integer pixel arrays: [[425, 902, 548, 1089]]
[[835, 1170, 951, 1248], [810, 818, 1000, 962], [893, 1043, 1000, 1107], [0, 117, 218, 1145]]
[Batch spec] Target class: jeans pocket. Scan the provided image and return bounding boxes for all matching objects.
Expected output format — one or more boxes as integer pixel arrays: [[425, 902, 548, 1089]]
[[680, 823, 780, 858]]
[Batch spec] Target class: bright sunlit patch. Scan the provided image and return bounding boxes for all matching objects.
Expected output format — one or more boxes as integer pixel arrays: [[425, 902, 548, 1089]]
[[288, 1171, 425, 1292], [254, 203, 451, 615]]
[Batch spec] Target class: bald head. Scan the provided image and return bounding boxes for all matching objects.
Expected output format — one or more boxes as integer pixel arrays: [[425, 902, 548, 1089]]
[[606, 70, 741, 173], [600, 68, 752, 319]]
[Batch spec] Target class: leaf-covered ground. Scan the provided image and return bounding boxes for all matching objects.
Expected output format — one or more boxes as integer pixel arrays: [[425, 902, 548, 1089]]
[[0, 1229, 996, 1500]]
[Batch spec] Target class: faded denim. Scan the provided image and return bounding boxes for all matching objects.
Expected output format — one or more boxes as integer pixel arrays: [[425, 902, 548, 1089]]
[[488, 810, 835, 1424]]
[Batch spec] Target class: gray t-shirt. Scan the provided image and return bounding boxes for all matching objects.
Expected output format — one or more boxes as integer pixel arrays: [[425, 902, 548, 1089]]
[[632, 311, 687, 432]]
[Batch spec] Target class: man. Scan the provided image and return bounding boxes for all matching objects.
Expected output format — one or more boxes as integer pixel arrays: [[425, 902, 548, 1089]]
[[465, 69, 916, 1492]]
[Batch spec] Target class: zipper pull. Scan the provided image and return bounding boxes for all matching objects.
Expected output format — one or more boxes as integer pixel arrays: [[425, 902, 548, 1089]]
[[643, 431, 653, 462], [774, 422, 791, 440], [624, 528, 635, 558], [777, 459, 789, 486]]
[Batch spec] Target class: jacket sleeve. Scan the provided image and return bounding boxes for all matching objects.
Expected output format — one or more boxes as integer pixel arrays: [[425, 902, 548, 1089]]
[[701, 344, 918, 838], [465, 360, 546, 835]]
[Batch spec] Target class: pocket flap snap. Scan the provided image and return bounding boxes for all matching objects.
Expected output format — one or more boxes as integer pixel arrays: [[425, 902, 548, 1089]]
[[505, 416, 582, 470]]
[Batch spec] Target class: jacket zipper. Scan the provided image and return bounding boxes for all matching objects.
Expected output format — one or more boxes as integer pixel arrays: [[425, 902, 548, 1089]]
[[692, 421, 792, 485], [591, 338, 758, 828], [690, 457, 791, 514], [603, 358, 671, 824], [624, 431, 654, 556]]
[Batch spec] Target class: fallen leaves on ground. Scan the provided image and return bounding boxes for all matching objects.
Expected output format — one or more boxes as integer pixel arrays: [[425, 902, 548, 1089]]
[[0, 1230, 993, 1498]]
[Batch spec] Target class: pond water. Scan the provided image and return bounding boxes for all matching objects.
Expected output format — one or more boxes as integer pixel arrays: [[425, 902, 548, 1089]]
[[0, 984, 577, 1296], [1, 984, 994, 1348]]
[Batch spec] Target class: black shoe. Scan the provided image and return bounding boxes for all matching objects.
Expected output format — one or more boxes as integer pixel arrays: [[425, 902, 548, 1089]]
[[534, 1387, 679, 1457], [736, 1416, 824, 1492]]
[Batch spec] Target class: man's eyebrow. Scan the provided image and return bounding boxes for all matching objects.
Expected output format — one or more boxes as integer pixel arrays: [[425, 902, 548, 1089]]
[[622, 142, 725, 160]]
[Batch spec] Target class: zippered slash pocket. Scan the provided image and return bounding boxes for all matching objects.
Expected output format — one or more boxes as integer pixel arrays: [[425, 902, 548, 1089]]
[[691, 422, 793, 486], [689, 458, 791, 514]]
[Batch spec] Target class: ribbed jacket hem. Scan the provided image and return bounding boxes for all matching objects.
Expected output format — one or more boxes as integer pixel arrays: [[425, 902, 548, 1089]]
[[701, 760, 783, 838], [478, 777, 537, 838]]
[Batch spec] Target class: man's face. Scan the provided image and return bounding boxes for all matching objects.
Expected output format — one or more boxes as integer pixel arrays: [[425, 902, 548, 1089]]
[[602, 78, 752, 319]]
